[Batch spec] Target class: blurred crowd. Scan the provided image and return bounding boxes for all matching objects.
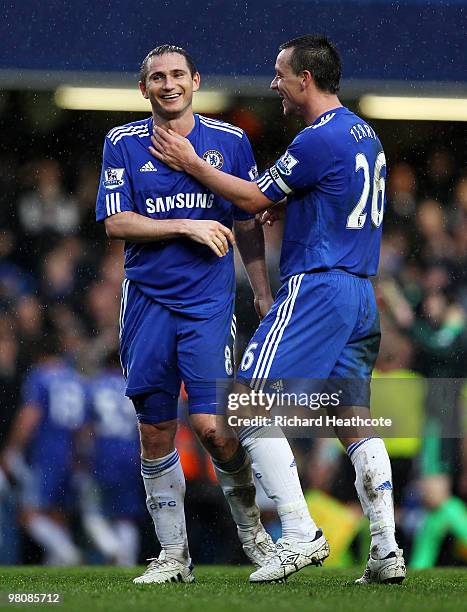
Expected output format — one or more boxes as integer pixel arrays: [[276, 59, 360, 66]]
[[0, 107, 466, 568]]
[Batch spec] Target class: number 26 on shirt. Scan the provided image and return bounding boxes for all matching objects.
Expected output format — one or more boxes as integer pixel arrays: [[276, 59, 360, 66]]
[[347, 151, 386, 230]]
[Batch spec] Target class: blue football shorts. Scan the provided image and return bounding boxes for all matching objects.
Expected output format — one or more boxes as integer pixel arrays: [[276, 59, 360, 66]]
[[237, 270, 381, 407], [119, 280, 236, 423]]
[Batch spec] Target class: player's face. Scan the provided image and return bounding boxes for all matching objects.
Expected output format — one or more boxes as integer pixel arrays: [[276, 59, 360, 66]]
[[139, 53, 200, 120], [270, 48, 303, 116]]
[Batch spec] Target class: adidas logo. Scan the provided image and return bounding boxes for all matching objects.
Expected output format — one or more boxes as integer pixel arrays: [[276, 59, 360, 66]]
[[375, 480, 393, 491], [140, 161, 157, 172], [311, 112, 336, 129], [271, 379, 284, 392]]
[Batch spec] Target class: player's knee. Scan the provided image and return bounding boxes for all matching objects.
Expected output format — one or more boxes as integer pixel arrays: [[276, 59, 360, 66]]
[[131, 391, 178, 458], [139, 421, 177, 459], [197, 425, 236, 459], [199, 426, 220, 447]]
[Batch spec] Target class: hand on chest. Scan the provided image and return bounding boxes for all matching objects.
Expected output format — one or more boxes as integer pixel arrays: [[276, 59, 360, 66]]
[[133, 141, 231, 218]]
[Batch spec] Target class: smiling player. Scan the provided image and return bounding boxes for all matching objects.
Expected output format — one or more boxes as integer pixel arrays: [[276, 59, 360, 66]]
[[96, 44, 321, 584]]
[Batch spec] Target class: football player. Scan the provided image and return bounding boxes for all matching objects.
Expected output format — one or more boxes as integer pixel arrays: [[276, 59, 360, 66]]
[[96, 45, 321, 584]]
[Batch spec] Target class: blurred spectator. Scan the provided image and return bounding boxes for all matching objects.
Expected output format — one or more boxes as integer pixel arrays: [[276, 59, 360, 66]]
[[15, 160, 81, 272], [410, 293, 466, 378], [387, 161, 417, 222], [15, 296, 44, 345], [416, 199, 455, 262], [18, 160, 80, 237], [0, 231, 35, 309], [379, 229, 410, 278], [423, 149, 456, 203]]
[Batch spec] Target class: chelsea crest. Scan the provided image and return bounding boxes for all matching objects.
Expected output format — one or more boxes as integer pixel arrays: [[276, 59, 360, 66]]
[[202, 150, 224, 169]]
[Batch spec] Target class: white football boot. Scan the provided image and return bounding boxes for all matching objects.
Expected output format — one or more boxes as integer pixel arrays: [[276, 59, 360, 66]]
[[133, 550, 195, 584], [249, 529, 329, 583], [355, 548, 406, 584], [241, 524, 276, 568]]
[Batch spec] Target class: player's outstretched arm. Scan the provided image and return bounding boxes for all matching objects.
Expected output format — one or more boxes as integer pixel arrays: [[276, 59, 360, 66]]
[[105, 211, 234, 257], [150, 127, 273, 214], [105, 211, 188, 242], [234, 218, 273, 320]]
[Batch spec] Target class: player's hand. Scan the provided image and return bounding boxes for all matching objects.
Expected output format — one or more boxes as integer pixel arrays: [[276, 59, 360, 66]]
[[257, 200, 286, 226], [186, 219, 235, 257], [257, 209, 278, 226], [150, 126, 198, 172], [254, 293, 273, 320]]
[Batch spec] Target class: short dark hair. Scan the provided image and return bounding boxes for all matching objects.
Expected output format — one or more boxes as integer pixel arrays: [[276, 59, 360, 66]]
[[279, 35, 342, 94], [140, 44, 197, 83]]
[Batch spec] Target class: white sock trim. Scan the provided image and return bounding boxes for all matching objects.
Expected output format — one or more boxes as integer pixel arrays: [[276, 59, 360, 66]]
[[141, 449, 179, 479]]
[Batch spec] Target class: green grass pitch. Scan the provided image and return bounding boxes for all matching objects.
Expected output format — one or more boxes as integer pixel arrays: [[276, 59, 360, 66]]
[[0, 566, 465, 612]]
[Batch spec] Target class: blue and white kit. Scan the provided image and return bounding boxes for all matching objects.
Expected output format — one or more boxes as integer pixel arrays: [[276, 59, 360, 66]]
[[20, 363, 87, 509], [96, 114, 255, 422], [238, 107, 385, 404], [87, 368, 144, 517]]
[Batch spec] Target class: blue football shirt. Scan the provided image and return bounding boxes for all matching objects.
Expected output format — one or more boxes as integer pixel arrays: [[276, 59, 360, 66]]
[[96, 114, 257, 318], [256, 107, 386, 279], [21, 362, 87, 468], [87, 368, 139, 482]]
